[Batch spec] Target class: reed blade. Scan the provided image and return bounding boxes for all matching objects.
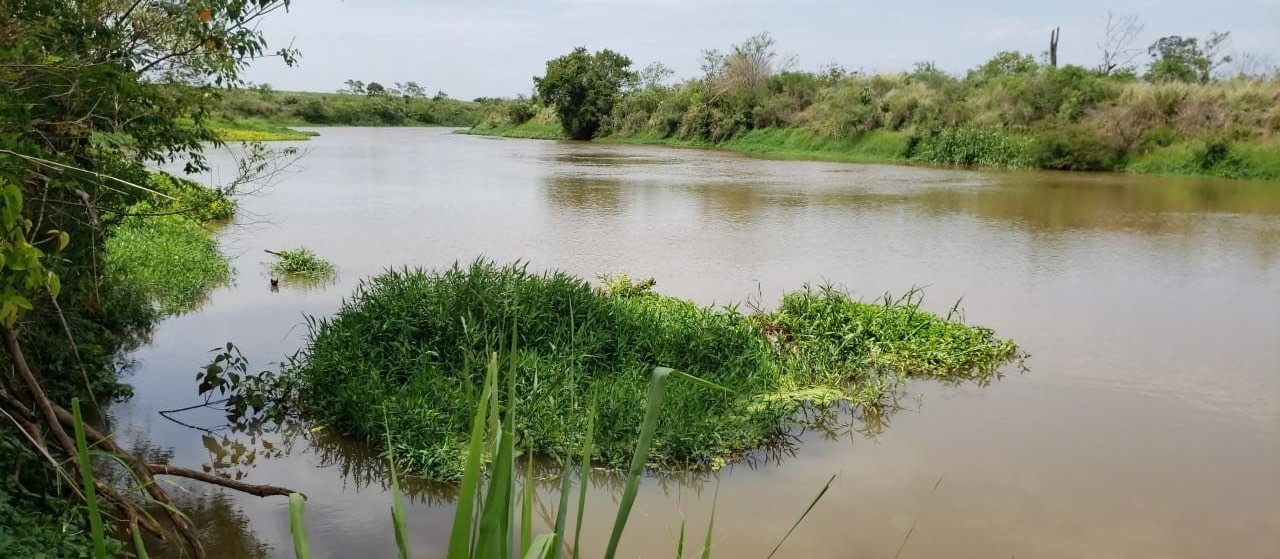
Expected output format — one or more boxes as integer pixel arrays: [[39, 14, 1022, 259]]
[[70, 398, 107, 559], [551, 459, 573, 559], [699, 481, 720, 559], [476, 428, 515, 559], [448, 355, 499, 558], [766, 473, 837, 559], [523, 534, 557, 559], [603, 367, 672, 559], [521, 441, 534, 557], [571, 395, 596, 559], [130, 522, 150, 559]]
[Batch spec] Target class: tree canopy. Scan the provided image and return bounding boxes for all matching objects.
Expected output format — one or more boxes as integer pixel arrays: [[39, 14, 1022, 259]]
[[534, 47, 635, 140]]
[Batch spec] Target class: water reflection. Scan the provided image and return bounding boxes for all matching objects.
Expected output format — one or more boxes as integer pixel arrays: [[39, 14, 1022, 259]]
[[117, 129, 1280, 559]]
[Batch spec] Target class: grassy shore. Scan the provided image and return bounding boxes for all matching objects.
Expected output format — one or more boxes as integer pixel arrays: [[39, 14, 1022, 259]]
[[464, 122, 1280, 180]]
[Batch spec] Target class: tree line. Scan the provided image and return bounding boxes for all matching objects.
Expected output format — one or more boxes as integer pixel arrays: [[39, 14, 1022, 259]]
[[493, 18, 1278, 178]]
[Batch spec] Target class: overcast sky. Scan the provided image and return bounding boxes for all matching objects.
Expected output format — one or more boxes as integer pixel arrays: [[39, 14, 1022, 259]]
[[243, 0, 1280, 99]]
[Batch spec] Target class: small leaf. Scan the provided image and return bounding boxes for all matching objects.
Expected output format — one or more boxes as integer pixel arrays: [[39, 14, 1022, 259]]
[[57, 231, 69, 251], [47, 272, 61, 299]]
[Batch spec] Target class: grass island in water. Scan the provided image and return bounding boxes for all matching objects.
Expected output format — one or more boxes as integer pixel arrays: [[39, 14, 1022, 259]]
[[293, 260, 1018, 480]]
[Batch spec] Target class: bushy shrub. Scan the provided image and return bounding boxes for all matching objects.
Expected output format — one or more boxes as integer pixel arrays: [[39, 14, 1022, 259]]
[[910, 126, 1037, 168]]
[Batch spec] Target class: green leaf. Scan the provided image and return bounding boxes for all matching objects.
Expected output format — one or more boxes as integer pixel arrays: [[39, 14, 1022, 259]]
[[448, 356, 498, 558], [523, 535, 557, 559], [71, 398, 108, 559], [604, 367, 672, 559], [47, 272, 60, 299], [476, 429, 515, 559]]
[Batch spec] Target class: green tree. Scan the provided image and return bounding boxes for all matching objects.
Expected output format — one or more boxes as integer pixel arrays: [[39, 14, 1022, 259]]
[[366, 81, 387, 96], [534, 47, 635, 140], [1, 0, 301, 555], [1145, 32, 1232, 83]]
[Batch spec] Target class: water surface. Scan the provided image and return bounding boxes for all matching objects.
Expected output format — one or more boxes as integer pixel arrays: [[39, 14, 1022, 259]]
[[118, 127, 1280, 558]]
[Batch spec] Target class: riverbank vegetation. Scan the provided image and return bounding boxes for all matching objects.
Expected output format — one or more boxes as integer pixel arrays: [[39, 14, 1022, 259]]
[[294, 261, 1017, 480], [472, 29, 1280, 180], [214, 85, 486, 129], [1, 0, 309, 556]]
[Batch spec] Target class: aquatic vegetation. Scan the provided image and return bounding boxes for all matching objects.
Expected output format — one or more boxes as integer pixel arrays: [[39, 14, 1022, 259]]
[[104, 215, 230, 314], [214, 126, 314, 142], [269, 247, 336, 280], [286, 361, 835, 559], [295, 260, 1017, 480]]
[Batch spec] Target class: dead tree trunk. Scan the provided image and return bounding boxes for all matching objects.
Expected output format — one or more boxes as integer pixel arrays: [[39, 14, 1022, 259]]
[[1050, 27, 1060, 67]]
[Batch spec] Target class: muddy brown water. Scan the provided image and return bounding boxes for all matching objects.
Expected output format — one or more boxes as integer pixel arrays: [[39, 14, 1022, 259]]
[[119, 127, 1280, 558]]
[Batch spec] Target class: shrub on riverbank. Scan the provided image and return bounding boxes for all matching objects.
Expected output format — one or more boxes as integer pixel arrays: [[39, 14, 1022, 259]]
[[471, 34, 1280, 178], [295, 260, 1018, 480], [216, 88, 486, 127]]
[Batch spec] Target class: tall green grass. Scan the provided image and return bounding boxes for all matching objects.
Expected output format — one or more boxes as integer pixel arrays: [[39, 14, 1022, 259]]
[[288, 360, 827, 558], [104, 215, 230, 314], [295, 260, 1017, 481]]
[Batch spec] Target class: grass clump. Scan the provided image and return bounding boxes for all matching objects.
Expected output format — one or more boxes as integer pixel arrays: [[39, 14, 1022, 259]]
[[269, 247, 336, 280], [104, 215, 230, 314], [294, 260, 1017, 480]]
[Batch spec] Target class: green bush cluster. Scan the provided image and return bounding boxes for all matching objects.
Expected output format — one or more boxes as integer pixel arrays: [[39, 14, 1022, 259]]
[[294, 260, 1018, 480]]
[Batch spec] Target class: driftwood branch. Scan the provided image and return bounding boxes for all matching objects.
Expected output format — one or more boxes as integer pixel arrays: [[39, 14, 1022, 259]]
[[2, 328, 301, 557]]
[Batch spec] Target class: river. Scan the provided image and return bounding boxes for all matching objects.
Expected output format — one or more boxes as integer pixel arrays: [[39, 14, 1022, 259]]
[[117, 127, 1280, 558]]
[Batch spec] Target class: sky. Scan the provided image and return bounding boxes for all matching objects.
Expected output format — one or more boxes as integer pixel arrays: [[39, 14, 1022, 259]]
[[243, 0, 1280, 99]]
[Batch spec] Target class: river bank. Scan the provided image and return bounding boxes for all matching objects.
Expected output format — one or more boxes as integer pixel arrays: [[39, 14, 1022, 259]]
[[462, 121, 1280, 180]]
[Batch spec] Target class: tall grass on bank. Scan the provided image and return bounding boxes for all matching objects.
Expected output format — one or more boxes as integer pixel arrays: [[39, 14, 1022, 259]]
[[104, 215, 230, 314], [103, 172, 235, 314], [294, 260, 1017, 481]]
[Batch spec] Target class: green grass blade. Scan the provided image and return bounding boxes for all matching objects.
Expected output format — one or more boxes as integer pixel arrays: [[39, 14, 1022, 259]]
[[384, 409, 412, 559], [668, 369, 736, 395], [766, 473, 837, 559], [551, 458, 573, 559], [523, 534, 557, 559], [476, 429, 515, 559], [521, 443, 534, 557], [675, 519, 686, 558], [70, 398, 107, 559], [449, 356, 499, 558], [130, 522, 150, 559], [893, 474, 945, 559], [603, 367, 672, 559], [390, 455, 411, 559], [571, 396, 596, 559], [289, 493, 311, 559], [699, 481, 719, 559]]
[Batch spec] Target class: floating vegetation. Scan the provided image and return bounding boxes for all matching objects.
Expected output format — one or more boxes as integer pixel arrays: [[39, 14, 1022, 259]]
[[293, 259, 1018, 480], [268, 247, 336, 281]]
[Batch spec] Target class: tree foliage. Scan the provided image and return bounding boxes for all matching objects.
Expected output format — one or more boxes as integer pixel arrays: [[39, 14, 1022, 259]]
[[1, 0, 301, 555], [534, 47, 635, 140]]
